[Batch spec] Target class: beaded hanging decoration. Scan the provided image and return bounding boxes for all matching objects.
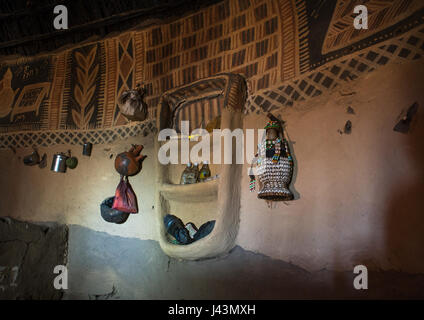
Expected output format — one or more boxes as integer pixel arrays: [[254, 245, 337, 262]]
[[249, 177, 256, 192], [266, 137, 282, 163], [264, 120, 283, 163], [249, 118, 295, 201], [264, 121, 281, 130], [249, 158, 257, 192], [284, 139, 293, 162]]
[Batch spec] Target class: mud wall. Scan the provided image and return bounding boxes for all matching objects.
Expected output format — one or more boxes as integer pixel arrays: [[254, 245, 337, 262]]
[[0, 58, 423, 276], [0, 0, 423, 300]]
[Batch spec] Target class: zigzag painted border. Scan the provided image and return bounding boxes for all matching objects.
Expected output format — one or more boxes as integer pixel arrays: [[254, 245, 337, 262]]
[[294, 0, 310, 75], [0, 119, 155, 149], [245, 26, 424, 115], [1, 26, 423, 149]]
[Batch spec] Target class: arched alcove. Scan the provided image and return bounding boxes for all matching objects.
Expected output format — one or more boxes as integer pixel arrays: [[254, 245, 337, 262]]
[[154, 73, 246, 260]]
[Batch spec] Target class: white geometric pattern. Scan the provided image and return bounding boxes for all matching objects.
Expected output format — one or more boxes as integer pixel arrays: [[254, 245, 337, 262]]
[[0, 120, 155, 149], [246, 26, 424, 115]]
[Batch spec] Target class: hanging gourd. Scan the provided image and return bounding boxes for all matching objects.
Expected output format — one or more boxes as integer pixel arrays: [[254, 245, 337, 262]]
[[65, 150, 78, 169], [100, 144, 147, 223], [114, 144, 147, 176]]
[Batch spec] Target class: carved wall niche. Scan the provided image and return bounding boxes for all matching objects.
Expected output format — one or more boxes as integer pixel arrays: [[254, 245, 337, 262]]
[[154, 73, 246, 260]]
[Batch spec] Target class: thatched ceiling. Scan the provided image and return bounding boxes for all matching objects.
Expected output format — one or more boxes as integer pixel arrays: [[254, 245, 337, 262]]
[[0, 0, 222, 57]]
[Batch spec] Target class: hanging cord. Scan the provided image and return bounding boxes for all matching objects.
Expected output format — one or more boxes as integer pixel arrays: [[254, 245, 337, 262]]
[[282, 123, 294, 207], [266, 200, 277, 209], [266, 113, 294, 207]]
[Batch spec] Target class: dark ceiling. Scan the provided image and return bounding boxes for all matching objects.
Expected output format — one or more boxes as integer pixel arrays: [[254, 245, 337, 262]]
[[0, 0, 223, 57]]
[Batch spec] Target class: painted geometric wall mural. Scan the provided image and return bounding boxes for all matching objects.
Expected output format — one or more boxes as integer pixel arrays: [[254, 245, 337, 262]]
[[0, 0, 423, 148], [0, 57, 52, 134], [321, 0, 424, 55], [69, 45, 100, 129]]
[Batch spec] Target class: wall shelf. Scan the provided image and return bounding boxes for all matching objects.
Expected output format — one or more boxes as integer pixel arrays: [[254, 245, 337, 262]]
[[154, 73, 246, 260], [159, 179, 218, 203]]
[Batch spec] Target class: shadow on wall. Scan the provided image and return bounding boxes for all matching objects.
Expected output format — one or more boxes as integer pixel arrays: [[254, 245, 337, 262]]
[[326, 102, 424, 291], [385, 103, 424, 272], [285, 130, 300, 200]]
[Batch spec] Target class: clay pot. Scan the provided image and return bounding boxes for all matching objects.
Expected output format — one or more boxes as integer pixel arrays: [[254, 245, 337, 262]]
[[114, 144, 147, 176]]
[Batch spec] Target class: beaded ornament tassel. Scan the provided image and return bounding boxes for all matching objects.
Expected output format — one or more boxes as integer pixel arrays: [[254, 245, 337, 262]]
[[248, 157, 257, 192], [272, 138, 281, 163], [249, 176, 256, 192], [284, 139, 292, 162]]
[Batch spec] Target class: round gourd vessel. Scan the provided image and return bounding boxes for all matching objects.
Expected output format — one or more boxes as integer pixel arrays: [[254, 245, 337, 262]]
[[66, 157, 78, 169], [114, 145, 146, 176]]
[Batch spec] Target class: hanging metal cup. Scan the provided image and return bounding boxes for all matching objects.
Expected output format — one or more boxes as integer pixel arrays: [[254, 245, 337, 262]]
[[23, 150, 40, 166], [51, 153, 68, 173], [82, 142, 92, 156]]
